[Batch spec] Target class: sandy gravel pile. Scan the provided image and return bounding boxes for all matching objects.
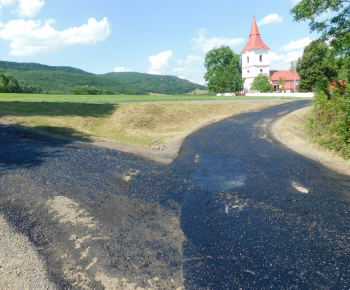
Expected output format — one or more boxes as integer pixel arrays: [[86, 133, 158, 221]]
[[0, 214, 57, 289]]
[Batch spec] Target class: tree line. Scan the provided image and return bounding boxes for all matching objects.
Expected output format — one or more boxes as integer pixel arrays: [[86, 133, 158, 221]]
[[70, 86, 149, 95], [0, 73, 44, 94], [0, 72, 151, 95]]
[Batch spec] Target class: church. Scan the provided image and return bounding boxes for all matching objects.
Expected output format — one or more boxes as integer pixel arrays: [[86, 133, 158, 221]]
[[241, 16, 300, 93]]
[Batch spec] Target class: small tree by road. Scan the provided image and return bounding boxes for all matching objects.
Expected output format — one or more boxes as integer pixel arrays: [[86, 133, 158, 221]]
[[277, 77, 286, 91], [250, 73, 273, 92]]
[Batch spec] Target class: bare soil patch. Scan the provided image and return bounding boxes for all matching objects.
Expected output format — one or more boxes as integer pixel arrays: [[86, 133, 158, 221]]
[[273, 106, 350, 176]]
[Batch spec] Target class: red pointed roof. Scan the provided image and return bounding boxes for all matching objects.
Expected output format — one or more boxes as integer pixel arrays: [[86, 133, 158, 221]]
[[241, 16, 270, 53]]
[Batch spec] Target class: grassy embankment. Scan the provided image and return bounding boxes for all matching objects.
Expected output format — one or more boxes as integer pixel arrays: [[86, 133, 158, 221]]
[[0, 93, 293, 146]]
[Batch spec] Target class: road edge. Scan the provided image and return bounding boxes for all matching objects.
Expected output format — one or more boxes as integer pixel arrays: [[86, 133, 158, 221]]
[[272, 105, 350, 177]]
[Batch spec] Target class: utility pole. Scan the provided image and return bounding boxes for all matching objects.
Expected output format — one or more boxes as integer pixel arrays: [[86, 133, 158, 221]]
[[290, 60, 297, 93]]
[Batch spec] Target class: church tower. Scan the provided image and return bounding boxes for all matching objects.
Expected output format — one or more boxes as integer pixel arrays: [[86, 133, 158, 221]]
[[241, 16, 270, 92]]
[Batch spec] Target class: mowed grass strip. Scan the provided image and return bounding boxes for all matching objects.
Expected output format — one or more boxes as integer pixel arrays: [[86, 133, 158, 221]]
[[0, 100, 286, 146], [0, 93, 298, 103]]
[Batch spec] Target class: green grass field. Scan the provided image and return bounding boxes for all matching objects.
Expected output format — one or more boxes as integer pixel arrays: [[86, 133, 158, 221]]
[[0, 93, 307, 103]]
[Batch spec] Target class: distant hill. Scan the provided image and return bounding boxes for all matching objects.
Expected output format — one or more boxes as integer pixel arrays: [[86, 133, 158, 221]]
[[0, 61, 206, 94], [101, 72, 205, 95], [0, 60, 91, 75]]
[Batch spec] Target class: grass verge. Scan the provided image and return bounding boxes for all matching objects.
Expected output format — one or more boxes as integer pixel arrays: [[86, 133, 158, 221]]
[[0, 100, 288, 146], [275, 105, 350, 176], [0, 93, 304, 103]]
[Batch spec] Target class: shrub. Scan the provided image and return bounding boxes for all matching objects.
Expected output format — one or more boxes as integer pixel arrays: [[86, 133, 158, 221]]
[[307, 81, 350, 158]]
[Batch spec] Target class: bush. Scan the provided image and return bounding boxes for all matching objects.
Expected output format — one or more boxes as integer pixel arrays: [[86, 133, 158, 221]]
[[124, 89, 149, 95], [70, 86, 104, 95], [307, 82, 350, 158], [250, 73, 274, 92]]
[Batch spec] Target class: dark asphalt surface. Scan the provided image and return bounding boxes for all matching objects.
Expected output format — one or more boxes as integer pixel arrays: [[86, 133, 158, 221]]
[[0, 100, 349, 289]]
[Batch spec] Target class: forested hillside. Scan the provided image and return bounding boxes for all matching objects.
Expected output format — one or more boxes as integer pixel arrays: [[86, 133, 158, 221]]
[[0, 61, 91, 75], [102, 72, 205, 95], [0, 61, 206, 94]]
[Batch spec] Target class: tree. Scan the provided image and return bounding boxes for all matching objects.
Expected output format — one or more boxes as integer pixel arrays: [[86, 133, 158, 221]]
[[204, 45, 242, 93], [291, 0, 350, 56], [277, 77, 286, 91], [0, 73, 21, 93], [296, 40, 338, 91], [337, 55, 350, 82], [250, 73, 273, 92], [213, 62, 244, 93]]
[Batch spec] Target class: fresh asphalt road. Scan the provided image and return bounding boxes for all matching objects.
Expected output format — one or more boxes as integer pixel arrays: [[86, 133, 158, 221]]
[[0, 100, 349, 289]]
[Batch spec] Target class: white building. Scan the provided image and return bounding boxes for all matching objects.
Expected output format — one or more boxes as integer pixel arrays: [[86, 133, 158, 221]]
[[241, 16, 300, 93]]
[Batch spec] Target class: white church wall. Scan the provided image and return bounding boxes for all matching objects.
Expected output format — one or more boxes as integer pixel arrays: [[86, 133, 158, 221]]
[[242, 47, 270, 92], [243, 78, 255, 92]]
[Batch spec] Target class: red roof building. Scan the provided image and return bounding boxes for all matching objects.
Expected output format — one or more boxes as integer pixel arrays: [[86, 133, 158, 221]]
[[270, 70, 300, 82], [269, 70, 300, 92], [283, 82, 298, 90], [241, 16, 270, 53]]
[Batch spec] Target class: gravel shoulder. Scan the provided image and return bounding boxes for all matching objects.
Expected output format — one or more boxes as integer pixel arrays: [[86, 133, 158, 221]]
[[0, 214, 57, 289], [273, 105, 350, 176]]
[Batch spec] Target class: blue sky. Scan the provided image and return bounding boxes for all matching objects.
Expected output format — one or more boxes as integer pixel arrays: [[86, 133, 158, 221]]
[[0, 0, 321, 85]]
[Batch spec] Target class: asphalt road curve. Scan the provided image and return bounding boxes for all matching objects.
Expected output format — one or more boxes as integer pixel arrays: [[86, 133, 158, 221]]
[[0, 100, 349, 289]]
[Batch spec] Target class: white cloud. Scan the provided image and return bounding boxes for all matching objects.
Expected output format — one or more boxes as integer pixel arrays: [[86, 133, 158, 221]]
[[317, 9, 334, 19], [0, 0, 15, 13], [177, 54, 203, 66], [0, 0, 44, 17], [281, 37, 312, 51], [191, 28, 244, 53], [174, 55, 205, 85], [0, 17, 111, 55], [257, 14, 283, 26], [114, 67, 133, 72], [290, 0, 300, 4], [17, 0, 44, 17], [147, 51, 205, 84], [270, 37, 315, 70], [148, 50, 174, 75], [269, 51, 302, 70]]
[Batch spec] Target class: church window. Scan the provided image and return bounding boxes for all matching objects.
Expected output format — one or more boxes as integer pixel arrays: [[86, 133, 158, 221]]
[[247, 56, 249, 63], [247, 70, 249, 73], [260, 69, 263, 73], [260, 55, 262, 62]]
